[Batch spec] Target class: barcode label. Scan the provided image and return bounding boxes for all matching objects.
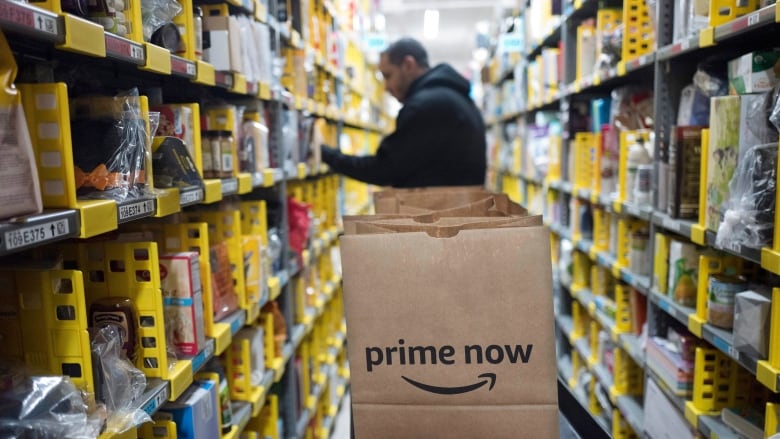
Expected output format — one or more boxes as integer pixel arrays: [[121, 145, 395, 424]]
[[118, 200, 155, 221], [4, 219, 70, 250], [180, 188, 203, 206], [143, 386, 168, 414]]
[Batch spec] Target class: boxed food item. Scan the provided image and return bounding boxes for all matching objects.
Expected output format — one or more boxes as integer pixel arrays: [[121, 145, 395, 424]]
[[728, 50, 780, 94], [157, 380, 220, 439], [204, 15, 243, 72], [160, 252, 206, 356], [733, 289, 772, 358], [705, 96, 741, 231]]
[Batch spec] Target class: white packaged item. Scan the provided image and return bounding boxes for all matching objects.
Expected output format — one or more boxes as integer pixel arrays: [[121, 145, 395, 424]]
[[234, 327, 265, 386], [733, 289, 772, 359]]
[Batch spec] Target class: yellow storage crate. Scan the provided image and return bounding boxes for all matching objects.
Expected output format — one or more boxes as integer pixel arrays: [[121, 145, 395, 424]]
[[621, 0, 655, 62], [708, 0, 759, 26], [574, 133, 596, 192], [11, 269, 94, 395], [588, 321, 601, 367], [614, 284, 634, 334], [653, 232, 672, 295], [612, 409, 638, 439], [138, 419, 178, 438], [572, 251, 592, 292], [570, 348, 583, 388], [588, 378, 603, 416], [615, 218, 647, 270], [225, 330, 267, 414], [758, 288, 780, 391], [610, 346, 643, 398], [572, 301, 588, 341], [593, 208, 611, 253]]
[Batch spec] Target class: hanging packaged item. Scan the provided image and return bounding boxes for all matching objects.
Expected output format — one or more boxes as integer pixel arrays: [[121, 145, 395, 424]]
[[89, 296, 140, 363], [70, 88, 155, 201], [0, 32, 43, 220]]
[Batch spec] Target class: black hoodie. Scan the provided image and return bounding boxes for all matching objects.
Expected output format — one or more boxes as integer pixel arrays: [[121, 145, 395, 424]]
[[321, 63, 487, 188]]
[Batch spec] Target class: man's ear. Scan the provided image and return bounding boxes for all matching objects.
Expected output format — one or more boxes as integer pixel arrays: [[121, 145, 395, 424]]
[[402, 55, 417, 71]]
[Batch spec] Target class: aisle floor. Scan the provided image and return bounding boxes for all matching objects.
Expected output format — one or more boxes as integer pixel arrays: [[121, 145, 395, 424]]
[[329, 392, 581, 439]]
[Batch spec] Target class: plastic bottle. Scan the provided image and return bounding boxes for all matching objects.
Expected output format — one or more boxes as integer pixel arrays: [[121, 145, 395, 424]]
[[625, 138, 651, 203]]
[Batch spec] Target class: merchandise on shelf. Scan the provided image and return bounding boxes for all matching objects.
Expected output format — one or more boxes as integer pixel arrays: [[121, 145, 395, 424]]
[[160, 251, 206, 357], [233, 327, 266, 385], [705, 95, 741, 231], [645, 329, 696, 397], [151, 103, 201, 170], [89, 296, 140, 363], [667, 126, 704, 219], [643, 376, 696, 438], [0, 32, 42, 220], [733, 289, 772, 358], [728, 50, 780, 95], [152, 136, 204, 189], [672, 0, 708, 42], [157, 379, 221, 439], [595, 8, 623, 73], [667, 239, 701, 307], [204, 11, 243, 72], [210, 241, 240, 321]]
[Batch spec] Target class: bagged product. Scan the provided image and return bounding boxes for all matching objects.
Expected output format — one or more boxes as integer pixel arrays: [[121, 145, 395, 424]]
[[1, 32, 42, 220]]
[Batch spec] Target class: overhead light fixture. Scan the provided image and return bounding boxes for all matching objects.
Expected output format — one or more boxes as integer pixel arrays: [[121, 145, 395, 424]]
[[423, 9, 439, 40]]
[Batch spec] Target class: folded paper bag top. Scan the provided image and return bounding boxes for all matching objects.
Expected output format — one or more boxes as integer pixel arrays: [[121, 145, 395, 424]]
[[340, 218, 559, 438], [373, 188, 528, 216], [351, 215, 544, 237]]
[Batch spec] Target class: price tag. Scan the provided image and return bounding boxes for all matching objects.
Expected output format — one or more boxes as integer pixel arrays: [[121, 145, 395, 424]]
[[118, 200, 155, 221], [143, 386, 169, 415], [747, 12, 760, 27], [33, 12, 57, 34], [724, 241, 742, 255], [179, 188, 203, 206], [728, 345, 740, 361], [221, 178, 238, 194], [4, 219, 70, 251]]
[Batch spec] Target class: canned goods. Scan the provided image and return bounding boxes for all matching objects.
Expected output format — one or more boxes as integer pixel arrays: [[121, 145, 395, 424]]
[[707, 274, 747, 329]]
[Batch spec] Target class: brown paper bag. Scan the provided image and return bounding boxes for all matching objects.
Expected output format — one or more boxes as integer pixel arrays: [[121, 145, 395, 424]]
[[341, 218, 559, 438], [374, 189, 528, 217]]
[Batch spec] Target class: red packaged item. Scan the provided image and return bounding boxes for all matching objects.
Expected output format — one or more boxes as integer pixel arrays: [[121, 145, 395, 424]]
[[209, 242, 238, 321]]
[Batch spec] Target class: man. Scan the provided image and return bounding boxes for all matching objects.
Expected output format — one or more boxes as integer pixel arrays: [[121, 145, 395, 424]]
[[321, 38, 487, 188]]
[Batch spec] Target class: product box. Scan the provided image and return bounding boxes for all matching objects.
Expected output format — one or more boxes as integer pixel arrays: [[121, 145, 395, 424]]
[[576, 22, 597, 80], [705, 96, 741, 231], [668, 126, 703, 219], [204, 15, 243, 72], [160, 252, 206, 356], [728, 50, 780, 94], [733, 290, 772, 359], [157, 380, 220, 439]]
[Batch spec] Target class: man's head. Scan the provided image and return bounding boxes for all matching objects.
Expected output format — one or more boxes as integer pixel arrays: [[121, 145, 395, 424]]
[[379, 38, 430, 103]]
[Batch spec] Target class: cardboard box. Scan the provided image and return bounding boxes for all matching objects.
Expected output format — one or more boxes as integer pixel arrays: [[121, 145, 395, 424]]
[[157, 380, 220, 439], [160, 252, 206, 356], [705, 96, 741, 231], [204, 15, 243, 72], [341, 213, 558, 438], [728, 50, 780, 94]]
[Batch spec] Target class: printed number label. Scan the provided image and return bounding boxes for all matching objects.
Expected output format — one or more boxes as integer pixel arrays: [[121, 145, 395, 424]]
[[143, 387, 169, 415], [222, 179, 238, 194], [180, 188, 203, 205], [130, 44, 144, 61], [118, 200, 154, 221], [33, 12, 57, 34], [748, 12, 760, 26], [728, 345, 740, 360], [4, 219, 70, 250], [724, 241, 742, 254], [186, 62, 197, 76]]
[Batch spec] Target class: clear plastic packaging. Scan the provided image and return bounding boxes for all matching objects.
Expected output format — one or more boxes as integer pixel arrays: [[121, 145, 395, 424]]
[[71, 88, 155, 201], [0, 373, 103, 438], [91, 325, 150, 434], [716, 143, 777, 249], [733, 289, 772, 359], [141, 0, 183, 43], [610, 86, 654, 131]]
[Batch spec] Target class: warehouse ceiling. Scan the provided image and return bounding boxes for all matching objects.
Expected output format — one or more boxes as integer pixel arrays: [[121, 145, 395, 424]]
[[380, 0, 518, 77]]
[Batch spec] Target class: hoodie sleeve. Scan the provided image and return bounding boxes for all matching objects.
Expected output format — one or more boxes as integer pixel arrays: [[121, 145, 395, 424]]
[[321, 102, 436, 186]]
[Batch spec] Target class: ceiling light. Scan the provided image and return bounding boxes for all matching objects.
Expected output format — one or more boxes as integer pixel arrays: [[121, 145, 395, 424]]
[[423, 9, 439, 40]]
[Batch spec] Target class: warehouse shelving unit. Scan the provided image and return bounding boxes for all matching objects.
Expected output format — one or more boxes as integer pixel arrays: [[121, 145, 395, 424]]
[[487, 0, 780, 437], [0, 0, 389, 436]]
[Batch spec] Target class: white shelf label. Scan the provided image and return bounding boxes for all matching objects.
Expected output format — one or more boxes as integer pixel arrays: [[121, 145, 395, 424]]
[[186, 62, 197, 76], [221, 179, 238, 194], [748, 12, 760, 27], [180, 188, 204, 206], [728, 345, 740, 361], [723, 241, 742, 255], [130, 44, 144, 60], [143, 386, 169, 415], [118, 200, 155, 221], [33, 12, 56, 34], [4, 218, 70, 250]]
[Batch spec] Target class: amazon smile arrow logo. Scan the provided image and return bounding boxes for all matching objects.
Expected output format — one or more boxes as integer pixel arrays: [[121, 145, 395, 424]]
[[401, 373, 497, 395]]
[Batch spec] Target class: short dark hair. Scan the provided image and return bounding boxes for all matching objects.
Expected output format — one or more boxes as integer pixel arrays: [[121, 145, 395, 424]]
[[382, 38, 429, 68]]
